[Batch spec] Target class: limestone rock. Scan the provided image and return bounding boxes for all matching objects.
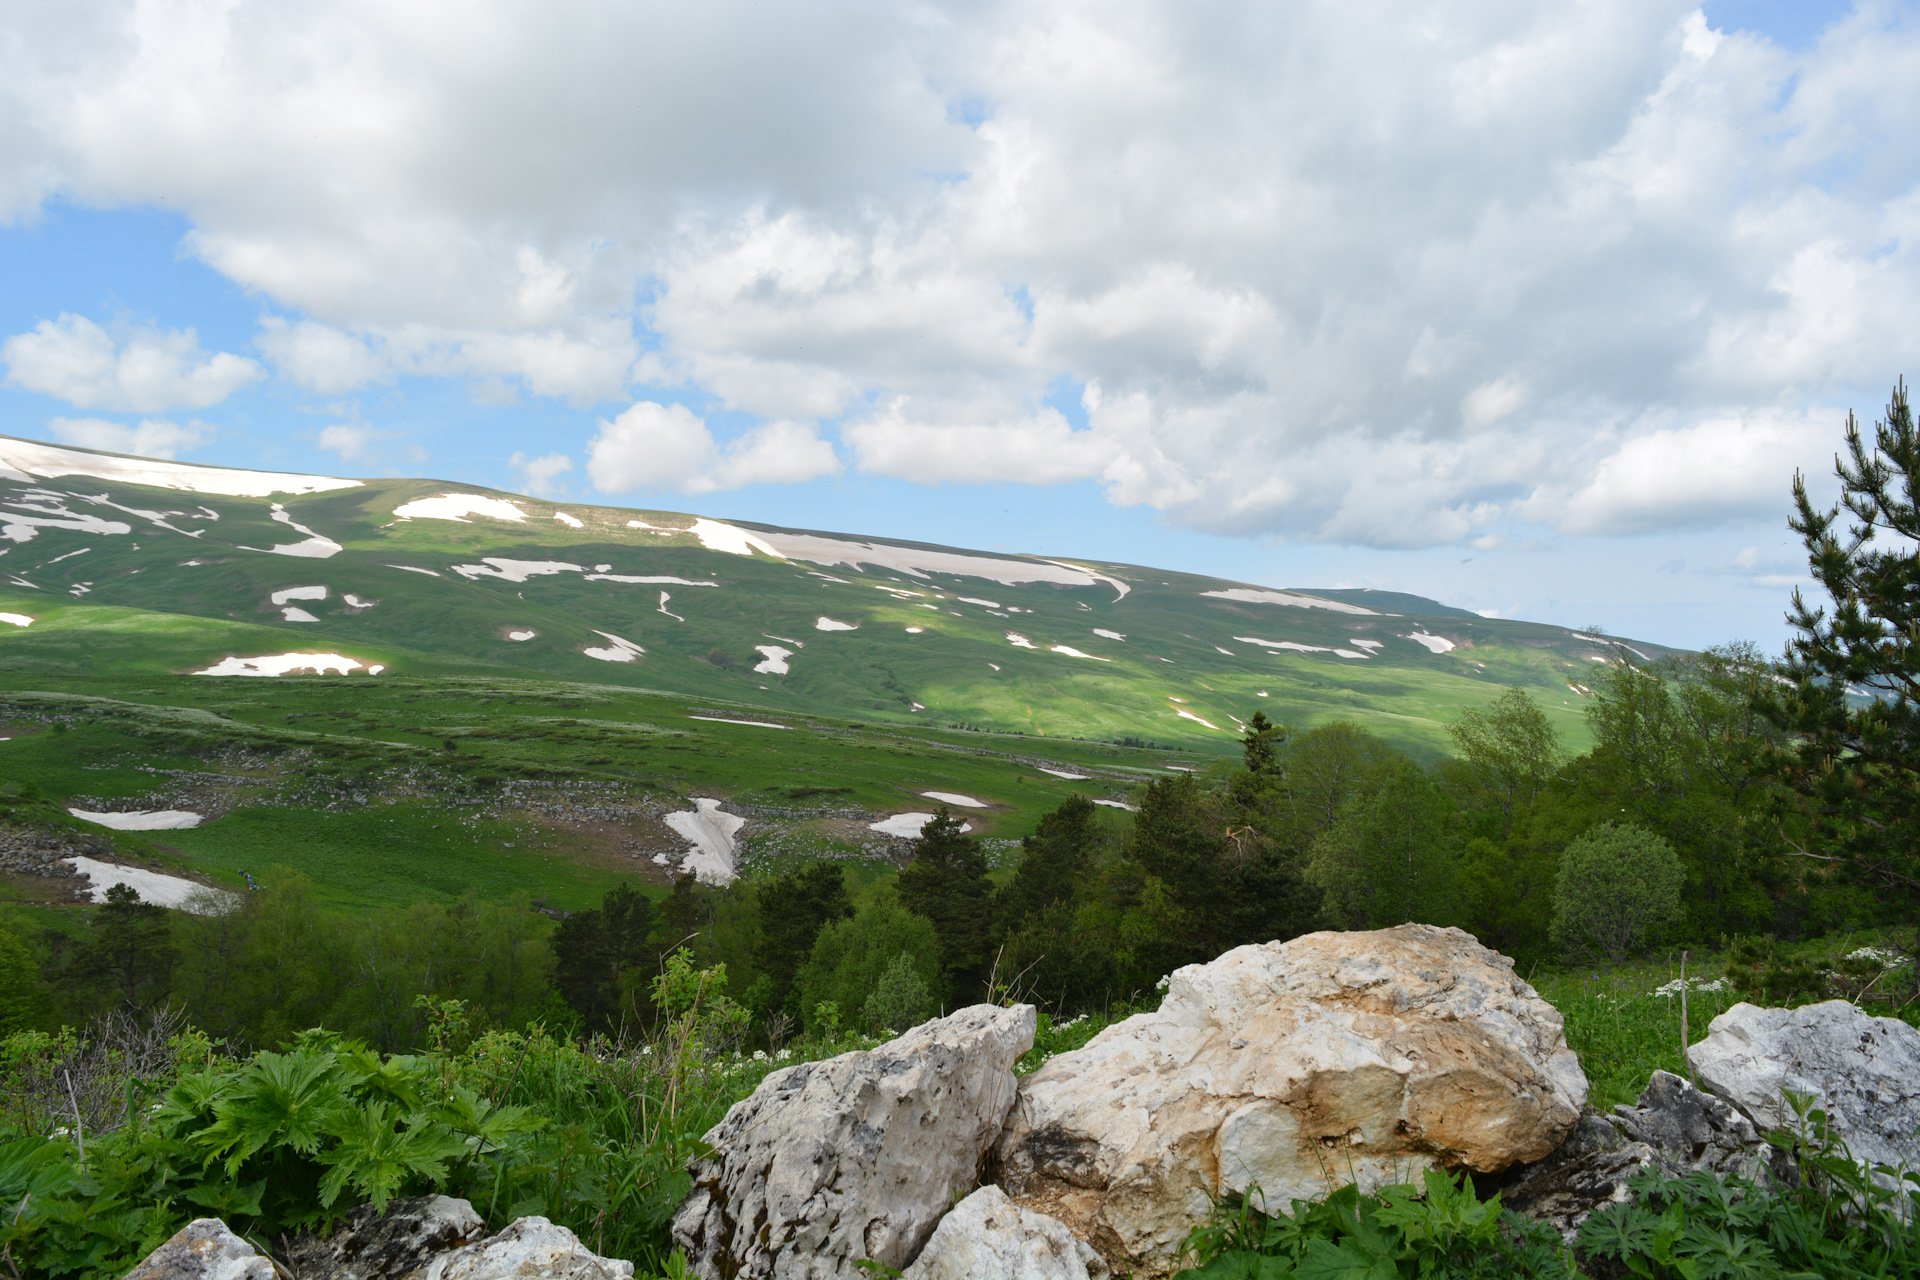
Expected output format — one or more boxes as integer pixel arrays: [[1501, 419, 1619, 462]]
[[994, 925, 1586, 1275], [1689, 1000, 1920, 1187], [414, 1216, 633, 1280], [289, 1194, 486, 1279], [902, 1186, 1107, 1280], [672, 1003, 1038, 1279], [1501, 1070, 1784, 1237], [123, 1218, 274, 1280]]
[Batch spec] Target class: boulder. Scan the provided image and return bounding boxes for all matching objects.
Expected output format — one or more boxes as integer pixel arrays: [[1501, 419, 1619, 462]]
[[901, 1186, 1108, 1280], [413, 1216, 633, 1280], [1500, 1070, 1785, 1237], [288, 1194, 486, 1279], [672, 1003, 1038, 1279], [123, 1218, 274, 1280], [994, 925, 1586, 1275], [1688, 1000, 1920, 1189]]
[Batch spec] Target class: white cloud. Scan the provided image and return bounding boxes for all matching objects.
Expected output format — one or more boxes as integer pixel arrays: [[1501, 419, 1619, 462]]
[[4, 314, 262, 412], [587, 401, 839, 495], [510, 450, 574, 498], [47, 416, 213, 460], [4, 2, 1918, 547], [258, 318, 388, 394]]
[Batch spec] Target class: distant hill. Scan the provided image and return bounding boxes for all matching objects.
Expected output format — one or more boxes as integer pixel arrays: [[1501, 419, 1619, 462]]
[[0, 433, 1675, 758]]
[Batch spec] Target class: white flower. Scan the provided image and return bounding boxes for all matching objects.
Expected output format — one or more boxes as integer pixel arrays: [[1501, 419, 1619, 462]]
[[1651, 976, 1729, 998]]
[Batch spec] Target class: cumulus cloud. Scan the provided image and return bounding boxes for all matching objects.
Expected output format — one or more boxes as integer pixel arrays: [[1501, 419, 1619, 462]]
[[4, 314, 262, 412], [510, 450, 574, 498], [3, 2, 1917, 545], [588, 401, 840, 495], [48, 416, 213, 459]]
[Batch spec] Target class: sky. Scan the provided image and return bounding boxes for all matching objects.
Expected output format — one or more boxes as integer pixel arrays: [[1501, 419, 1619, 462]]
[[2, 1, 1916, 652]]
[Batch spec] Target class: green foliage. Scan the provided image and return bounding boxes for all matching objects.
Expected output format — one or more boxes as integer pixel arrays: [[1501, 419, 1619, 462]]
[[1446, 689, 1560, 839], [552, 883, 658, 1032], [1176, 1170, 1575, 1279], [1308, 759, 1465, 931], [795, 894, 941, 1036], [896, 808, 995, 1000], [1773, 379, 1920, 963], [753, 863, 852, 1015], [860, 952, 935, 1035], [1550, 823, 1684, 963]]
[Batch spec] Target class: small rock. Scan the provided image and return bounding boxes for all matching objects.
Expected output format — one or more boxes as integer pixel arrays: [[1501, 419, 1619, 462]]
[[289, 1194, 486, 1279], [1689, 1000, 1920, 1193], [123, 1219, 274, 1280], [1500, 1070, 1785, 1237], [415, 1216, 633, 1280], [672, 1003, 1037, 1279], [994, 925, 1587, 1276], [902, 1186, 1107, 1280]]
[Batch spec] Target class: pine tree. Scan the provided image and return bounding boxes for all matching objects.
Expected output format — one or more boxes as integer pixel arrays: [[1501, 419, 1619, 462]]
[[896, 807, 994, 1000], [1773, 379, 1920, 977]]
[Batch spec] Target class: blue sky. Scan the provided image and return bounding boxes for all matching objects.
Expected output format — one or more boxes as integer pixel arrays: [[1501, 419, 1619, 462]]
[[3, 1, 1915, 651]]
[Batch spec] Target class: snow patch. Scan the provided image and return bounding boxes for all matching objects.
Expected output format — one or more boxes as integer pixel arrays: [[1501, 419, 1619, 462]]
[[583, 630, 644, 663], [1050, 645, 1110, 662], [247, 504, 342, 558], [1006, 633, 1036, 649], [1201, 587, 1385, 615], [506, 629, 537, 642], [0, 613, 30, 627], [195, 652, 373, 676], [394, 493, 528, 523], [1093, 628, 1126, 641], [1092, 798, 1137, 812], [343, 593, 373, 609], [64, 856, 237, 913], [732, 528, 1128, 597], [921, 791, 987, 808], [270, 585, 327, 605], [689, 517, 785, 558], [1235, 635, 1371, 659], [584, 573, 719, 586], [386, 564, 440, 576], [553, 511, 584, 528], [1350, 638, 1384, 652], [869, 812, 972, 838], [1175, 708, 1224, 731], [753, 644, 792, 675], [0, 437, 358, 496], [1404, 632, 1456, 654], [1037, 766, 1089, 780], [689, 715, 788, 729], [663, 798, 747, 886], [658, 591, 684, 622], [453, 558, 583, 583], [814, 616, 857, 631], [69, 808, 203, 831], [280, 607, 319, 623], [958, 596, 1001, 609], [904, 626, 924, 634], [2, 492, 133, 543]]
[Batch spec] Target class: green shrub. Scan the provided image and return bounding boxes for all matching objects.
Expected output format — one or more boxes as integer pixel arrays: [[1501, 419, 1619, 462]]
[[1550, 823, 1683, 962]]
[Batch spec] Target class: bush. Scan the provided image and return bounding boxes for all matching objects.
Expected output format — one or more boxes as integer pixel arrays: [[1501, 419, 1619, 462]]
[[1550, 823, 1683, 962]]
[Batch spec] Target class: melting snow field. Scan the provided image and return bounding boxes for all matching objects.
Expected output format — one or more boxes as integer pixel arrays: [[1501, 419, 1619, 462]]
[[688, 715, 789, 729], [1235, 635, 1372, 659], [815, 617, 857, 631], [0, 612, 30, 627], [1404, 632, 1456, 654], [1201, 588, 1384, 616], [455, 558, 582, 583], [506, 629, 537, 642], [869, 812, 972, 838], [1175, 708, 1223, 731], [1092, 798, 1138, 811], [1037, 766, 1089, 780], [553, 511, 584, 528], [1093, 629, 1126, 641], [195, 653, 380, 676], [663, 798, 748, 886], [583, 631, 644, 662], [2, 492, 133, 544], [251, 504, 342, 558], [753, 645, 792, 675], [394, 493, 528, 523], [64, 856, 236, 913], [68, 808, 203, 831], [921, 791, 987, 808], [271, 585, 327, 622], [1006, 633, 1036, 649], [0, 437, 359, 496], [689, 517, 783, 558], [1050, 645, 1110, 662]]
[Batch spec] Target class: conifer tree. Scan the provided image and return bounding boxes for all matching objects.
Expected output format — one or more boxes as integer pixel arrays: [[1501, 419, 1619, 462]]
[[896, 807, 994, 999], [1772, 379, 1920, 974]]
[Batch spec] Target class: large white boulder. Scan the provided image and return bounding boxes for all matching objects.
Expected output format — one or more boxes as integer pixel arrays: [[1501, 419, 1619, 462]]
[[994, 925, 1587, 1276], [672, 1003, 1038, 1279], [901, 1186, 1107, 1280], [1688, 1000, 1920, 1189]]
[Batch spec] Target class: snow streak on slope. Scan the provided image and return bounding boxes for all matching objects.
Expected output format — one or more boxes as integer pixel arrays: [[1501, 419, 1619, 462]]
[[0, 436, 359, 496], [1202, 587, 1384, 615]]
